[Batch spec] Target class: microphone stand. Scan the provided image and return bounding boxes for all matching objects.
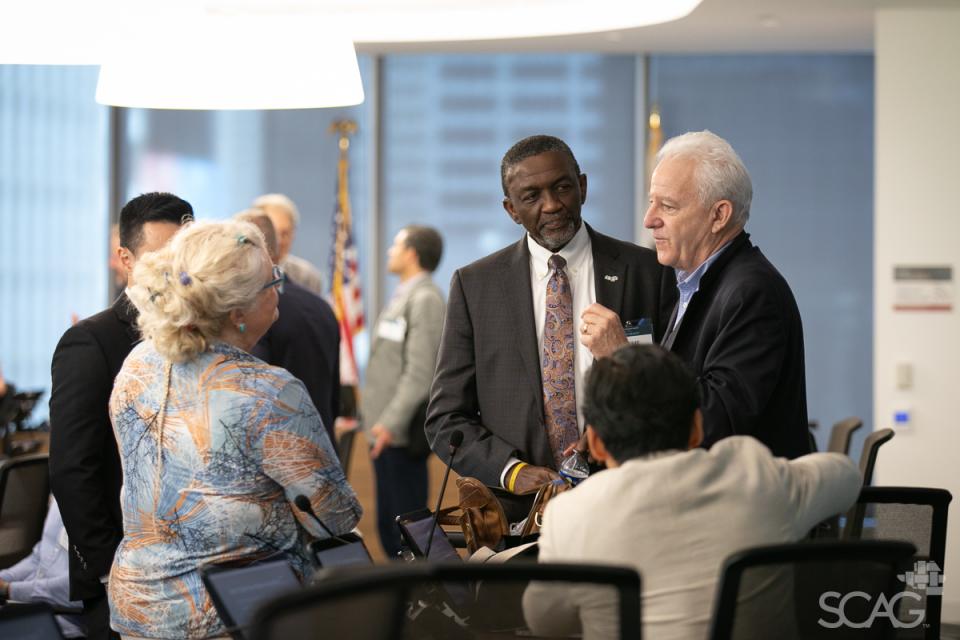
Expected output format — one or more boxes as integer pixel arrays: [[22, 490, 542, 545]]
[[424, 430, 462, 558]]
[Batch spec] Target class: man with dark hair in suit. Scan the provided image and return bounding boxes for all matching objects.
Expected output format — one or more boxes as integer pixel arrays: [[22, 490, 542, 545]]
[[589, 130, 810, 459], [237, 209, 341, 441], [49, 192, 192, 639], [426, 135, 672, 495]]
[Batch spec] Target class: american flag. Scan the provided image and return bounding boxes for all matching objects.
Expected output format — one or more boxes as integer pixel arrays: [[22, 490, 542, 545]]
[[328, 137, 364, 386]]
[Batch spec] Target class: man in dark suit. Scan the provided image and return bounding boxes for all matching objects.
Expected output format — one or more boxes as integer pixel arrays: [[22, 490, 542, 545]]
[[593, 130, 809, 459], [49, 193, 192, 639], [426, 135, 671, 493], [240, 210, 341, 441]]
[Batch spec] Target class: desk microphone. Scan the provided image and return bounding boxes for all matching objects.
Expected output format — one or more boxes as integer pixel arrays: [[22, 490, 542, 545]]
[[424, 430, 463, 559], [294, 494, 351, 544]]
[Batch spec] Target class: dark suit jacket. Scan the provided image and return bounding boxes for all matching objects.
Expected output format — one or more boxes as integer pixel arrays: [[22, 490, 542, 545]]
[[49, 294, 137, 601], [425, 224, 672, 486], [664, 231, 810, 459], [253, 280, 340, 441]]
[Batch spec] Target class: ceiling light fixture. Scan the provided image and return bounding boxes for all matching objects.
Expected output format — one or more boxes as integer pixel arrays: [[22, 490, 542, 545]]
[[96, 10, 364, 110]]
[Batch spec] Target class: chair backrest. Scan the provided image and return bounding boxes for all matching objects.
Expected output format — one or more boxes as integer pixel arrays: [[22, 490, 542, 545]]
[[0, 602, 66, 639], [828, 417, 864, 455], [0, 453, 50, 567], [842, 487, 952, 639], [336, 426, 357, 477], [708, 540, 916, 640], [859, 428, 895, 486], [250, 562, 642, 640]]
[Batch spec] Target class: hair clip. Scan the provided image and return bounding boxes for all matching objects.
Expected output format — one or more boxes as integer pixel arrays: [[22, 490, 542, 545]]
[[236, 234, 249, 246], [179, 271, 192, 286]]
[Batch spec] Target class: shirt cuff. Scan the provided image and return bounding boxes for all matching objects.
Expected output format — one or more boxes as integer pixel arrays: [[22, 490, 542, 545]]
[[500, 457, 522, 488], [7, 580, 30, 603]]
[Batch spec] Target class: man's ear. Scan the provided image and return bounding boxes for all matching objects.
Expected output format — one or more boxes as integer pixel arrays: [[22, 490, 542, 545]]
[[578, 173, 588, 205], [586, 425, 613, 467], [118, 246, 136, 276], [502, 197, 521, 225], [710, 199, 734, 234], [688, 409, 704, 449]]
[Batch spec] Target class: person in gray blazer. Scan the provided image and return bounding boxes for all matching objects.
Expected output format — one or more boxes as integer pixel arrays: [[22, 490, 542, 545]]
[[362, 225, 445, 557]]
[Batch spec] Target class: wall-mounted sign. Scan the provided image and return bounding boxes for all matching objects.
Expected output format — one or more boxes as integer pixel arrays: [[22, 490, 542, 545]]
[[893, 265, 953, 312]]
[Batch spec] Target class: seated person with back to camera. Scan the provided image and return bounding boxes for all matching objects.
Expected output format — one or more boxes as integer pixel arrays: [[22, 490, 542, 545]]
[[523, 344, 862, 640]]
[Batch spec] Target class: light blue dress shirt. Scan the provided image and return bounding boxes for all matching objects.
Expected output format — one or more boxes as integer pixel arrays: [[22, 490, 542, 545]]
[[0, 498, 84, 637]]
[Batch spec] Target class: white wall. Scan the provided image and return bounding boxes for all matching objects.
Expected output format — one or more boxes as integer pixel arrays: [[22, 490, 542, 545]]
[[875, 8, 960, 623]]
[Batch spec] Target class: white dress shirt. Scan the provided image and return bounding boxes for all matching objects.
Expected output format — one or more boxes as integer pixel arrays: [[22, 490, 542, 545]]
[[527, 223, 596, 434], [499, 224, 596, 486]]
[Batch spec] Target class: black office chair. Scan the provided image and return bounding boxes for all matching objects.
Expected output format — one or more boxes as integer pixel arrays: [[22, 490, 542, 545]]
[[0, 453, 50, 566], [828, 417, 864, 456], [708, 540, 916, 640], [0, 602, 65, 639], [842, 487, 952, 639], [859, 428, 895, 487], [250, 562, 641, 640], [336, 425, 358, 477]]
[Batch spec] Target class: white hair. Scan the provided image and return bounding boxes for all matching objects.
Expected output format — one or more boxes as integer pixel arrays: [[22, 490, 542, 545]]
[[252, 193, 301, 227], [128, 219, 270, 363], [656, 130, 752, 226]]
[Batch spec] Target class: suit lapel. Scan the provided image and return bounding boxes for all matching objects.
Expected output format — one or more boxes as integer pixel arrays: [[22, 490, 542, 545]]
[[113, 293, 140, 345], [588, 225, 626, 312], [499, 237, 544, 421]]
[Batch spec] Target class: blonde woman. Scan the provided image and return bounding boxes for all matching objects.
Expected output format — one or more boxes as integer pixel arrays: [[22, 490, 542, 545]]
[[107, 220, 361, 639]]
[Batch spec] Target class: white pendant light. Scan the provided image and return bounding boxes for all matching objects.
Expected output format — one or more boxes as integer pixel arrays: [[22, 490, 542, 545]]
[[96, 10, 364, 110]]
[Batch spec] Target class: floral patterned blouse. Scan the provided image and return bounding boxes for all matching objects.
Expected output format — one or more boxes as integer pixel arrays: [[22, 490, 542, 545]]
[[107, 341, 361, 638]]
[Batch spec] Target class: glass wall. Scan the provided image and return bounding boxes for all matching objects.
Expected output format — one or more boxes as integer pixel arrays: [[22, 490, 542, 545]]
[[380, 54, 637, 309], [649, 54, 875, 455], [0, 66, 109, 418]]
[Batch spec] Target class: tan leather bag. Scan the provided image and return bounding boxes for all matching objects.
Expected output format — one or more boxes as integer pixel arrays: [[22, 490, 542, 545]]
[[442, 476, 570, 554]]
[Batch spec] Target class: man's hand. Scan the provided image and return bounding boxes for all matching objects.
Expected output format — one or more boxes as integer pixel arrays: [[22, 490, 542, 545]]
[[561, 431, 600, 464], [0, 578, 9, 600], [579, 303, 628, 359], [511, 464, 560, 494], [369, 423, 393, 460]]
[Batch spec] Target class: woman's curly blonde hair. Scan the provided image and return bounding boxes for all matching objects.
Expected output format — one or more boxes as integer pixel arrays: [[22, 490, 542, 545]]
[[128, 219, 271, 362]]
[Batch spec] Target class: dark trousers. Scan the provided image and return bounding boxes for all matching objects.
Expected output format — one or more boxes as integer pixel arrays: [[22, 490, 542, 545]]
[[83, 593, 119, 639], [373, 446, 429, 559]]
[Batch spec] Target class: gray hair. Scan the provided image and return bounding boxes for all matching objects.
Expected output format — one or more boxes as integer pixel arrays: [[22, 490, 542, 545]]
[[252, 193, 301, 227], [656, 130, 752, 226]]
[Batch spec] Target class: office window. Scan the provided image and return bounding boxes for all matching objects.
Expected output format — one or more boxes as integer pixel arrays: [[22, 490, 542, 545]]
[[380, 54, 637, 309], [0, 66, 109, 414], [649, 54, 874, 454]]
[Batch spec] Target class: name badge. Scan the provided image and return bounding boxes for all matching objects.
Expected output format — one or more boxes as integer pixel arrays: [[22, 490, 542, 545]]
[[377, 318, 407, 342], [624, 318, 653, 345]]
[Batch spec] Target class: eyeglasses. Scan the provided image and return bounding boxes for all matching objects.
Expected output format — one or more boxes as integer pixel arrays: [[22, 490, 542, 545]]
[[262, 265, 285, 294]]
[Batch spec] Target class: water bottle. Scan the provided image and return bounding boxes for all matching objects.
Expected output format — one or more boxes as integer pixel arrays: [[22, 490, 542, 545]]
[[558, 450, 590, 486]]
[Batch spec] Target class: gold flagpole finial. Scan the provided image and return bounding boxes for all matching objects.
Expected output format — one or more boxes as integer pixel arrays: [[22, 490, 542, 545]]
[[329, 119, 358, 151]]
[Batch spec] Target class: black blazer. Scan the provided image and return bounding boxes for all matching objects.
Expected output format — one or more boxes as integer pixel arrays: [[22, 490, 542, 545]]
[[664, 231, 811, 459], [49, 294, 138, 601], [425, 224, 672, 486], [253, 280, 340, 441]]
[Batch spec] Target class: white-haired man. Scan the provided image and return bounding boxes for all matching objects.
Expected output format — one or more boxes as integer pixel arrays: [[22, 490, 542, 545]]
[[253, 193, 325, 295], [583, 130, 810, 459]]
